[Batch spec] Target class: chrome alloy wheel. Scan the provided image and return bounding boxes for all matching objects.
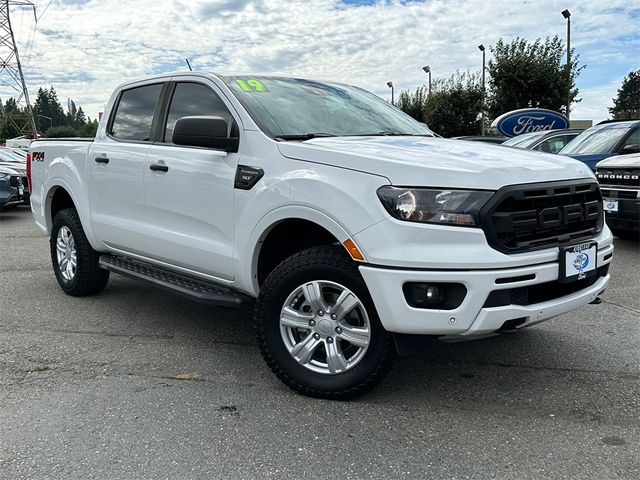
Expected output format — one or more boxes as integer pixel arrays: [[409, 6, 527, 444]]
[[279, 280, 371, 375], [56, 226, 77, 281]]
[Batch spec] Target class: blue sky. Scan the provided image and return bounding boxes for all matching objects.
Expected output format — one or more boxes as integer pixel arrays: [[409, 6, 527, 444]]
[[5, 0, 639, 124]]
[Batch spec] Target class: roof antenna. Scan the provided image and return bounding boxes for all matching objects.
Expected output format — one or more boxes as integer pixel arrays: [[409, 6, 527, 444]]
[[185, 58, 193, 71]]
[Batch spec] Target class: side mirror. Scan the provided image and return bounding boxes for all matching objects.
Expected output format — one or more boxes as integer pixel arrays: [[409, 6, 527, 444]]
[[172, 116, 239, 153], [620, 144, 640, 155]]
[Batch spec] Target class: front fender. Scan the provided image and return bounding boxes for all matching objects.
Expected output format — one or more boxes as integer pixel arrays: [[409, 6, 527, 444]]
[[233, 165, 390, 295]]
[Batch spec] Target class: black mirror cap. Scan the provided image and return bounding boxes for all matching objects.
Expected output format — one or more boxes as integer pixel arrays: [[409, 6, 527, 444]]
[[172, 116, 239, 153]]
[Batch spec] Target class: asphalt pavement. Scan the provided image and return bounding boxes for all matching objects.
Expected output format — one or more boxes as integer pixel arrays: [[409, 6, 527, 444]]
[[1, 206, 639, 479]]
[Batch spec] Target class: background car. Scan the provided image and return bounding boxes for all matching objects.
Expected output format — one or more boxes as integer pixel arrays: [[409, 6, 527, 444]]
[[5, 146, 27, 160], [558, 119, 640, 171], [0, 165, 25, 210], [0, 148, 28, 204], [501, 128, 583, 154], [596, 152, 639, 240]]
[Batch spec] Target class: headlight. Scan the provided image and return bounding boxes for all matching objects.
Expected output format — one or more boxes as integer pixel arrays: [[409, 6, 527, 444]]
[[0, 173, 9, 179], [377, 186, 494, 226]]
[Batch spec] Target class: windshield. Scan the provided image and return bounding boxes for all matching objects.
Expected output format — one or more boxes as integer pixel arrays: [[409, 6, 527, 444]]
[[222, 76, 433, 138], [559, 125, 631, 155], [0, 149, 24, 163], [502, 132, 544, 148]]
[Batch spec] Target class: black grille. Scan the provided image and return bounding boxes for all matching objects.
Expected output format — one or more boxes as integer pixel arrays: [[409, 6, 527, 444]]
[[596, 169, 640, 187], [479, 180, 603, 253], [601, 188, 638, 199], [483, 264, 609, 307]]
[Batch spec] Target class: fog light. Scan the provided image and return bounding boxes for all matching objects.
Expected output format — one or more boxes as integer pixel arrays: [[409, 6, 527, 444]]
[[425, 286, 441, 303], [403, 282, 467, 310]]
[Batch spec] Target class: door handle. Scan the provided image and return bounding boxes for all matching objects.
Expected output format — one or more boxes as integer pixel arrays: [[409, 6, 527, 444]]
[[149, 163, 169, 172], [94, 156, 109, 164]]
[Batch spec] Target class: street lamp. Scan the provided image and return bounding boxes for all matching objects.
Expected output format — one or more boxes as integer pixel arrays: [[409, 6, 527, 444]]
[[478, 44, 486, 136], [387, 81, 394, 104], [422, 65, 432, 96], [562, 9, 571, 121], [37, 114, 52, 131]]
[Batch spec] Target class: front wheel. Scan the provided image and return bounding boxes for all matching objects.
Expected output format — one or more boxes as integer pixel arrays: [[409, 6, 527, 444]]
[[255, 246, 393, 399], [50, 208, 110, 296]]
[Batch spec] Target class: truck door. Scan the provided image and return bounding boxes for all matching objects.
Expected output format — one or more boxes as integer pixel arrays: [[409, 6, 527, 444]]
[[88, 82, 164, 255], [142, 79, 238, 280]]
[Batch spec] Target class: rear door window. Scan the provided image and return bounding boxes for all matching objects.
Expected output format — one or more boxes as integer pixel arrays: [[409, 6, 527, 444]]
[[109, 84, 163, 142]]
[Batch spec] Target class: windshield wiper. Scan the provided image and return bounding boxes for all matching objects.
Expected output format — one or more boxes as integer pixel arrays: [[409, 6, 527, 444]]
[[274, 133, 336, 141], [359, 132, 433, 137]]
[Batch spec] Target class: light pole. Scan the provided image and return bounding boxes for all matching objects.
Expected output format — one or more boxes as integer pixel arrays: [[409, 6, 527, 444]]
[[37, 114, 52, 131], [562, 9, 571, 121], [422, 66, 432, 96], [386, 81, 394, 104], [478, 44, 486, 136]]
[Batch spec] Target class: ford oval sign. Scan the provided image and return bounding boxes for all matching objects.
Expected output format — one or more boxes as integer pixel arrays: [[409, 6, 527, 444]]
[[491, 108, 569, 137]]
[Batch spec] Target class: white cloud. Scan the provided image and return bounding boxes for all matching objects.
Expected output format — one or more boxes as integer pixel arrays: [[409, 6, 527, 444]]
[[4, 0, 639, 124]]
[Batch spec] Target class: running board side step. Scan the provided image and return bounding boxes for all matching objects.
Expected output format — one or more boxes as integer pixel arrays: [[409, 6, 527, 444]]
[[99, 255, 247, 308]]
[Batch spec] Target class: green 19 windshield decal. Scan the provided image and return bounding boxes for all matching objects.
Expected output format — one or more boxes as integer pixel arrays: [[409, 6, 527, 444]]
[[235, 78, 269, 92]]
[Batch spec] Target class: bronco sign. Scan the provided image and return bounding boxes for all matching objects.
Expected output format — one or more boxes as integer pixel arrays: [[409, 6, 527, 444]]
[[492, 108, 569, 138]]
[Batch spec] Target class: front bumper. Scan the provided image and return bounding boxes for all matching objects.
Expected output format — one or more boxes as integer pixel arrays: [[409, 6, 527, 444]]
[[359, 242, 613, 336], [603, 198, 640, 232]]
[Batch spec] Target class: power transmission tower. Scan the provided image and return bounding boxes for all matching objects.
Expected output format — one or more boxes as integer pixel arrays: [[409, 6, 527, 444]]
[[0, 0, 37, 139]]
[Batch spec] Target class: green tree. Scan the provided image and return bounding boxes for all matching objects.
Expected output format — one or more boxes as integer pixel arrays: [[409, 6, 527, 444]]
[[397, 73, 483, 137], [609, 70, 640, 120], [45, 125, 79, 137], [396, 86, 429, 123], [487, 36, 583, 118], [48, 87, 66, 128], [75, 106, 87, 126], [0, 97, 26, 140], [406, 72, 483, 137]]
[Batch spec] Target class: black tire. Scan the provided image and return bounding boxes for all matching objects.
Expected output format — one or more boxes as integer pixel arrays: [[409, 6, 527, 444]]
[[255, 246, 393, 399], [50, 208, 109, 296]]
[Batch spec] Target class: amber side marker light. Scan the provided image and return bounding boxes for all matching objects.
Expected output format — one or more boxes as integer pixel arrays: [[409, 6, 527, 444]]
[[343, 239, 365, 261]]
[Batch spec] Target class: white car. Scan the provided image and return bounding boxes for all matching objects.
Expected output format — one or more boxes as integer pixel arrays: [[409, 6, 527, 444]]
[[28, 72, 613, 398], [596, 152, 640, 240]]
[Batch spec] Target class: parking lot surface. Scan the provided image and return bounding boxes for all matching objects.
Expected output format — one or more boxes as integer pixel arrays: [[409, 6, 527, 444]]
[[1, 206, 639, 479]]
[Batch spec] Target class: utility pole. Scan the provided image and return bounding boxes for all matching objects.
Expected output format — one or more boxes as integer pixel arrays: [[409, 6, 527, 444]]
[[0, 0, 37, 138], [478, 44, 486, 136], [422, 66, 432, 96], [562, 9, 571, 122]]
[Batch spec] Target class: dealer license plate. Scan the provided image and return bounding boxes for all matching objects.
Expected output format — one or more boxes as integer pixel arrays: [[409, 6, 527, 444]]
[[603, 198, 618, 213], [560, 242, 597, 283]]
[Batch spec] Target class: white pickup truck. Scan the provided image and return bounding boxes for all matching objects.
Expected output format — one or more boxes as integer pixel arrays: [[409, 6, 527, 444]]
[[29, 72, 613, 398]]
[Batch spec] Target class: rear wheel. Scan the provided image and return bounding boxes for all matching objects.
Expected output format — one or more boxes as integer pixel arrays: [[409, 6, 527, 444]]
[[50, 208, 109, 296], [255, 246, 392, 399]]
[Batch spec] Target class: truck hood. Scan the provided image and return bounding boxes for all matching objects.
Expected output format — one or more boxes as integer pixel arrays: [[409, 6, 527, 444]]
[[0, 162, 25, 174], [277, 136, 594, 189], [596, 153, 640, 169]]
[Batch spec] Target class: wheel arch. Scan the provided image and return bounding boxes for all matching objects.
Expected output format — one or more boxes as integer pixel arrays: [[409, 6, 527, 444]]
[[43, 180, 98, 248], [241, 206, 366, 296]]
